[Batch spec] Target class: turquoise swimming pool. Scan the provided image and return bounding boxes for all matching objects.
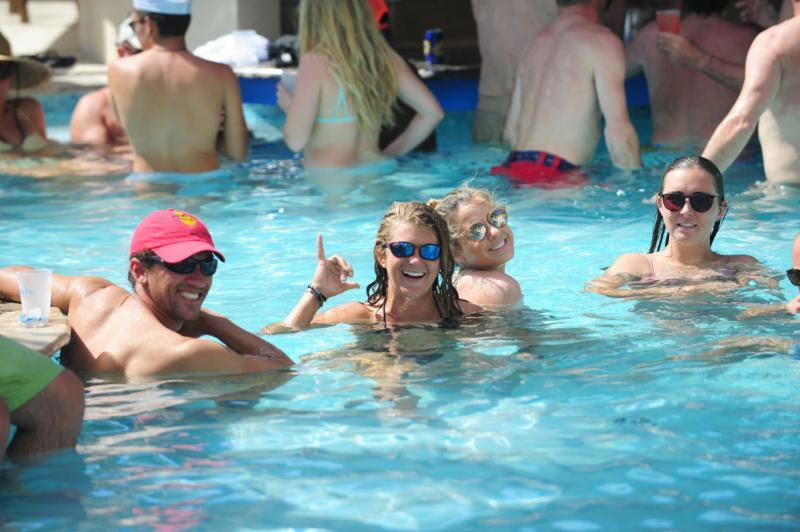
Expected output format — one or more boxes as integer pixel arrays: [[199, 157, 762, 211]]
[[1, 94, 798, 529]]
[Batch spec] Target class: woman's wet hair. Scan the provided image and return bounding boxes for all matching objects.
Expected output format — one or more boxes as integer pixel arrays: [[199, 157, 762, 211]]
[[428, 184, 496, 265], [648, 155, 726, 253], [138, 11, 191, 38], [366, 201, 463, 319], [298, 0, 397, 133]]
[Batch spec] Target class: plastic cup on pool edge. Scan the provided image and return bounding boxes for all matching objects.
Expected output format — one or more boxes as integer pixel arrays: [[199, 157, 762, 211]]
[[17, 269, 52, 328], [656, 8, 681, 33]]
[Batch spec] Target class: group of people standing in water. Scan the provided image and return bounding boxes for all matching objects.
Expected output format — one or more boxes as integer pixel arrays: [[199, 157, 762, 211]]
[[1, 0, 799, 461]]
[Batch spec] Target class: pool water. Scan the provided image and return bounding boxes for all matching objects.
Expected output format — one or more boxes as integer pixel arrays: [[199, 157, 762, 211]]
[[1, 94, 799, 529]]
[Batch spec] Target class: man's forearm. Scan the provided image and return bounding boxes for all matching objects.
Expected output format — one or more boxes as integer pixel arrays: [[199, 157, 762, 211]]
[[198, 310, 292, 365], [695, 54, 745, 91]]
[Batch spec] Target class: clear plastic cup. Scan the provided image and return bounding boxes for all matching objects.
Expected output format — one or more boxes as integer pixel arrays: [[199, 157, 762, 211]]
[[656, 8, 681, 33], [17, 269, 52, 327]]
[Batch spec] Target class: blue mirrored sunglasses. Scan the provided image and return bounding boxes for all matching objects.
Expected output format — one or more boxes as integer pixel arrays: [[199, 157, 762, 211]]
[[386, 241, 441, 261]]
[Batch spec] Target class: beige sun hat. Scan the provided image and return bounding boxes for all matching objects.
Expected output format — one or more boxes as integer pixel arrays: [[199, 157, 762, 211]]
[[0, 36, 53, 90]]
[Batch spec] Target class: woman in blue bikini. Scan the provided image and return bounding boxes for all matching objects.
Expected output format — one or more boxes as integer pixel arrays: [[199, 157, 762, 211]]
[[276, 0, 443, 168]]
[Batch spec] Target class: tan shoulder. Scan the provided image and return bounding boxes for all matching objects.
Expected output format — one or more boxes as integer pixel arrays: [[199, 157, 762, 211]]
[[455, 270, 522, 307], [459, 299, 484, 315], [726, 254, 760, 265], [605, 253, 652, 278], [315, 301, 374, 324]]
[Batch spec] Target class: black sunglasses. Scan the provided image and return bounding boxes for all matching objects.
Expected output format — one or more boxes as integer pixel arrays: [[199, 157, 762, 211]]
[[466, 207, 508, 242], [144, 255, 218, 276], [660, 192, 716, 213], [386, 241, 441, 261], [787, 268, 800, 287]]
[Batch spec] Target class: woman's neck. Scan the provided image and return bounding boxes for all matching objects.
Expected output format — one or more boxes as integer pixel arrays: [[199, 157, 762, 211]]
[[381, 291, 439, 323], [662, 241, 718, 266]]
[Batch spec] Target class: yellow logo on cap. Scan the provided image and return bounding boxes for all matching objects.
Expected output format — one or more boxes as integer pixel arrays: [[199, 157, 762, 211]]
[[174, 210, 197, 226]]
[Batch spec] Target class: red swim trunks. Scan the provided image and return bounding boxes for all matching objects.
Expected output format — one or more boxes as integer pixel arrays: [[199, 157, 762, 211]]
[[491, 150, 588, 187]]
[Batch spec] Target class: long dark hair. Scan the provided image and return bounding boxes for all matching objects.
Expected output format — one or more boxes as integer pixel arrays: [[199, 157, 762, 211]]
[[366, 202, 463, 318], [648, 155, 726, 253]]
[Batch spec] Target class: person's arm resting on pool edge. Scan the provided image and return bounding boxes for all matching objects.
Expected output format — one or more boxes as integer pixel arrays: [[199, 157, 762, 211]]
[[0, 265, 112, 316], [702, 30, 781, 173], [263, 234, 360, 333]]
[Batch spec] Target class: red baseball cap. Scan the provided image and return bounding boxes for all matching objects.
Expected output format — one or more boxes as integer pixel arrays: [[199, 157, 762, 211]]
[[130, 209, 225, 263]]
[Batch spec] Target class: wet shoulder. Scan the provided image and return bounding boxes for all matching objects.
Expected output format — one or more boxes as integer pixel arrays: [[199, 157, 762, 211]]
[[605, 253, 652, 278], [317, 301, 376, 324], [724, 253, 761, 266]]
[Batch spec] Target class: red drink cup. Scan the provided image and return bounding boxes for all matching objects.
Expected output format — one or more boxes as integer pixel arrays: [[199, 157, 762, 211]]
[[656, 9, 681, 33]]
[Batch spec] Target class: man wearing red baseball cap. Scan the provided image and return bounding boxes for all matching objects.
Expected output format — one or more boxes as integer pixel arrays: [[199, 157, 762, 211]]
[[0, 209, 292, 377]]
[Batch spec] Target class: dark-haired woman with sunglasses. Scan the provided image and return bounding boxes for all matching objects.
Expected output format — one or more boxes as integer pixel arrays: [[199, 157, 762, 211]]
[[428, 185, 521, 309], [270, 202, 480, 330], [589, 155, 761, 296]]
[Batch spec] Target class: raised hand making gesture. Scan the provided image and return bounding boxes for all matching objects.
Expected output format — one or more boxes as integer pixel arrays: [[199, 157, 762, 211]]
[[272, 234, 360, 330]]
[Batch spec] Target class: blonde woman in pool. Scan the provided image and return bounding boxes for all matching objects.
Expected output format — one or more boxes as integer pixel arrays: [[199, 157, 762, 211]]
[[588, 155, 762, 297], [268, 202, 481, 331], [429, 186, 522, 309], [276, 0, 443, 168]]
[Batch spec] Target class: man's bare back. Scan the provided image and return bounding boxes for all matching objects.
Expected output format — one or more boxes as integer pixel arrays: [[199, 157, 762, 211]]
[[108, 8, 248, 173], [627, 14, 757, 148], [503, 1, 640, 169], [703, 4, 800, 184]]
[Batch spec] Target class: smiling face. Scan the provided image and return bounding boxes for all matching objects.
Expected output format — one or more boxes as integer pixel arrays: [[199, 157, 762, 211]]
[[452, 200, 514, 270], [377, 222, 441, 301], [134, 251, 213, 325], [657, 167, 726, 249]]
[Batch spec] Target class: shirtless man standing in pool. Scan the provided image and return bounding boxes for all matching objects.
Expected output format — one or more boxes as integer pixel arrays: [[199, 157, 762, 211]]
[[109, 0, 248, 173], [494, 0, 641, 184], [702, 0, 800, 185], [0, 209, 292, 377]]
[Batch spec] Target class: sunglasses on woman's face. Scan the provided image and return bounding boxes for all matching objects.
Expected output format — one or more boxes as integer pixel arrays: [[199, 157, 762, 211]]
[[659, 192, 716, 213], [787, 268, 800, 287], [144, 255, 218, 276], [386, 241, 441, 261], [467, 207, 508, 242]]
